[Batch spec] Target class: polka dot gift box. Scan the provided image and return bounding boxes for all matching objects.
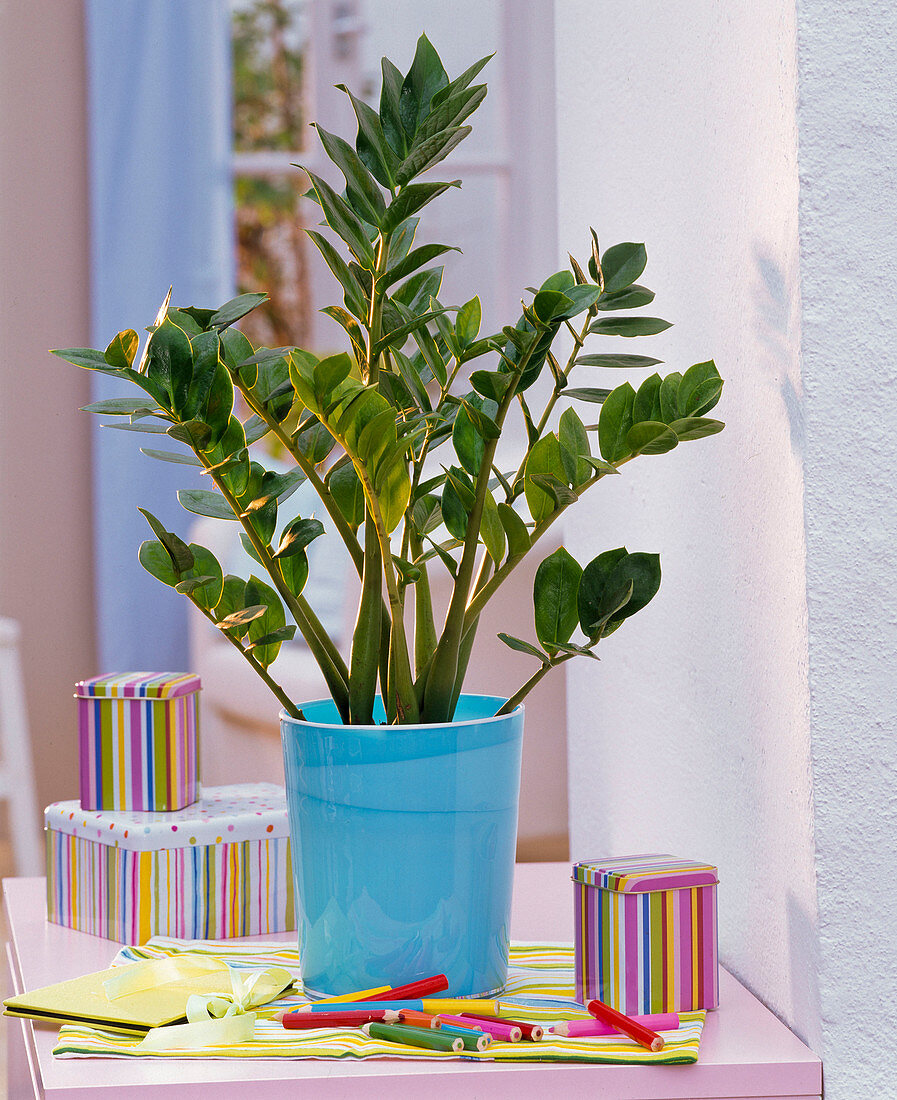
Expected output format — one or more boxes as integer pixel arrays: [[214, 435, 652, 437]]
[[44, 784, 295, 944]]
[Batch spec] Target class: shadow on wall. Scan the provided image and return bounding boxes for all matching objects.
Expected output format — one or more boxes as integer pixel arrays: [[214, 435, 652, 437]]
[[754, 248, 804, 458]]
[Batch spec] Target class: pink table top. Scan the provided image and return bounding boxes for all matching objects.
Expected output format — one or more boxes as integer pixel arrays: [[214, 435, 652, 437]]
[[3, 865, 821, 1098]]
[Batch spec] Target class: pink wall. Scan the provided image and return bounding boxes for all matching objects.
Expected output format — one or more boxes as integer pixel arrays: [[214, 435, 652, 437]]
[[0, 1, 96, 811]]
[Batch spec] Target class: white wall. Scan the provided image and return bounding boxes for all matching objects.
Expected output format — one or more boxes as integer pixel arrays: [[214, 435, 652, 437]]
[[555, 0, 821, 1048], [796, 3, 897, 1095]]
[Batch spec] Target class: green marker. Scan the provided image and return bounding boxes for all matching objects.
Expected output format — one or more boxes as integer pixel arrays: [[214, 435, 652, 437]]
[[363, 1021, 462, 1053]]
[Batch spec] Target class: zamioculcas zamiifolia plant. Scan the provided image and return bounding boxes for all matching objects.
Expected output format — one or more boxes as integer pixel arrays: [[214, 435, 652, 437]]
[[54, 36, 724, 728]]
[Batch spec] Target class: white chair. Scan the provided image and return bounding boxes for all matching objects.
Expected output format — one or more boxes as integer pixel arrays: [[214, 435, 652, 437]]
[[0, 618, 43, 875]]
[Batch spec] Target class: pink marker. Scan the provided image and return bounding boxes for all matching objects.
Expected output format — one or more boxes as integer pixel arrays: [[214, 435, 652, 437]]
[[551, 1012, 680, 1038]]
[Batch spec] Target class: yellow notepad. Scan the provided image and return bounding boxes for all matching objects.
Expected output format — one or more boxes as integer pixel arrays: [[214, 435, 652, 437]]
[[4, 960, 287, 1036]]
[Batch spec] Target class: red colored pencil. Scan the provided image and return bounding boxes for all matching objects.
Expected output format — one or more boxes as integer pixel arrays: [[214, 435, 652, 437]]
[[279, 1008, 399, 1029], [367, 974, 449, 1000], [586, 999, 664, 1052], [459, 1011, 544, 1041]]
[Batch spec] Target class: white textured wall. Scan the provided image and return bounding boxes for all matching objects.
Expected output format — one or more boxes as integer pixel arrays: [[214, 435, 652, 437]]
[[555, 0, 820, 1048], [796, 3, 897, 1095]]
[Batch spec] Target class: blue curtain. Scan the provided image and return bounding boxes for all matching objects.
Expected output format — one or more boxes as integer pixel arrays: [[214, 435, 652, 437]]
[[85, 1, 234, 671]]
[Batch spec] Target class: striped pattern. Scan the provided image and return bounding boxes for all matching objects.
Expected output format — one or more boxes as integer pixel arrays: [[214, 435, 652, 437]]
[[574, 879, 719, 1013], [574, 854, 718, 893], [77, 674, 200, 812], [53, 941, 705, 1064]]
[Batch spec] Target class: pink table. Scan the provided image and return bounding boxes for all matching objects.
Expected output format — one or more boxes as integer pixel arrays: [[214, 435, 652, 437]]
[[4, 865, 821, 1098]]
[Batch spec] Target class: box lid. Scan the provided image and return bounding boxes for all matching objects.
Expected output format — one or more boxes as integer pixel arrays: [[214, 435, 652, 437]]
[[572, 853, 718, 892], [75, 672, 201, 699], [45, 784, 288, 851]]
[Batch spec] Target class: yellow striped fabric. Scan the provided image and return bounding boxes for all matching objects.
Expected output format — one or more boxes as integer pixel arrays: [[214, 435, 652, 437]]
[[53, 940, 705, 1065]]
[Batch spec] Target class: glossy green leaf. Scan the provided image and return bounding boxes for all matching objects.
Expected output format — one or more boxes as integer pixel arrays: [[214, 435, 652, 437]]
[[578, 548, 661, 638], [140, 447, 202, 467], [411, 493, 442, 536], [524, 433, 566, 522], [558, 406, 592, 487], [337, 83, 400, 189], [470, 369, 513, 403], [595, 284, 655, 311], [374, 447, 411, 533], [177, 489, 237, 520], [145, 317, 192, 412], [533, 290, 573, 324], [441, 474, 469, 540], [534, 547, 582, 649], [312, 122, 386, 226], [305, 170, 375, 266], [497, 503, 531, 561], [679, 360, 723, 416], [598, 382, 635, 462], [528, 473, 577, 507], [209, 293, 268, 330], [104, 329, 139, 369], [379, 243, 458, 294], [574, 353, 663, 369], [408, 319, 447, 387], [184, 329, 221, 421], [669, 417, 725, 441], [380, 56, 408, 157], [81, 397, 161, 416], [327, 459, 365, 527], [399, 34, 449, 138], [497, 632, 547, 662], [456, 296, 481, 345], [273, 517, 325, 562], [553, 284, 603, 319], [600, 242, 647, 293], [51, 347, 120, 372], [137, 509, 194, 575], [393, 555, 421, 584], [589, 316, 672, 338], [633, 373, 663, 423], [381, 180, 460, 236], [167, 419, 212, 450], [563, 387, 612, 405], [480, 490, 506, 564], [659, 371, 683, 422], [306, 230, 367, 320], [626, 420, 679, 455], [397, 125, 471, 186], [107, 420, 170, 435]]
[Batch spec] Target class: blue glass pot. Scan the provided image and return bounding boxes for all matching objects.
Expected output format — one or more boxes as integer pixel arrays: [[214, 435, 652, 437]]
[[280, 695, 524, 998]]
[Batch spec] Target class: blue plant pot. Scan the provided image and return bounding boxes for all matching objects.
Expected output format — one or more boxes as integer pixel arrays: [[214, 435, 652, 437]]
[[280, 695, 524, 998]]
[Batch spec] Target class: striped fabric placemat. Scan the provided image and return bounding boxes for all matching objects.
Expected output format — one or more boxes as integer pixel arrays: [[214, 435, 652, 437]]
[[53, 939, 705, 1065]]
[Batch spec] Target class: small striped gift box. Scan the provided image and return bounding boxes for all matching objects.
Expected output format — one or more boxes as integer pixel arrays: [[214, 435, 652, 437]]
[[573, 854, 719, 1014], [76, 672, 201, 812], [45, 783, 295, 944]]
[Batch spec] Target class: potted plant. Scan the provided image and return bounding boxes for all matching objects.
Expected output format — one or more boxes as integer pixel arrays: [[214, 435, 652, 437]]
[[55, 36, 724, 997]]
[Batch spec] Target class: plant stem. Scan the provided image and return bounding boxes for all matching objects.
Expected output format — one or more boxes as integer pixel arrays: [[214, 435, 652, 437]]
[[495, 653, 573, 716], [349, 516, 382, 724], [196, 604, 304, 720]]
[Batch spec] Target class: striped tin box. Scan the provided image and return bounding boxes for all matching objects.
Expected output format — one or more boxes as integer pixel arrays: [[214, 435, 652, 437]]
[[573, 854, 719, 1014], [45, 783, 295, 944], [76, 672, 201, 812]]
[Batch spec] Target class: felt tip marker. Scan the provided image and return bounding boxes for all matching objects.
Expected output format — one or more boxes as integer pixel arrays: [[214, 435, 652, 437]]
[[551, 1012, 680, 1038], [363, 1021, 462, 1053], [586, 999, 664, 1052]]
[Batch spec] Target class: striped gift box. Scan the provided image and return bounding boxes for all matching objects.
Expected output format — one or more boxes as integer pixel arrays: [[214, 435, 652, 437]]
[[76, 672, 201, 812], [573, 854, 719, 1014], [45, 783, 295, 944]]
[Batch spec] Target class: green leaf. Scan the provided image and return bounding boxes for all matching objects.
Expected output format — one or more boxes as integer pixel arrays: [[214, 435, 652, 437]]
[[104, 329, 139, 368], [183, 329, 222, 421], [373, 306, 449, 356], [167, 419, 212, 450], [441, 473, 469, 540], [577, 546, 627, 635], [312, 122, 386, 226], [306, 230, 367, 320], [563, 387, 612, 405], [574, 353, 663, 369], [293, 416, 337, 465], [137, 509, 194, 575], [244, 467, 307, 514], [314, 352, 353, 404], [106, 420, 171, 435], [598, 382, 635, 462], [373, 447, 411, 533], [497, 632, 547, 662], [553, 285, 603, 319], [528, 473, 577, 507], [209, 293, 268, 330], [246, 625, 297, 651], [321, 306, 367, 369], [327, 460, 366, 527], [480, 490, 506, 564], [558, 406, 592, 487], [51, 347, 120, 372], [600, 243, 647, 293], [393, 555, 421, 585], [177, 489, 237, 520], [139, 540, 222, 610], [408, 319, 447, 387], [81, 397, 162, 416], [633, 373, 663, 423], [399, 33, 449, 139], [669, 416, 725, 441], [396, 125, 471, 186], [578, 548, 661, 638], [430, 52, 492, 109], [534, 547, 582, 649], [533, 289, 573, 324], [456, 296, 481, 345], [626, 420, 679, 455], [497, 503, 531, 560], [589, 316, 672, 338], [595, 284, 655, 311], [337, 84, 400, 189], [679, 360, 723, 416], [379, 243, 459, 294], [411, 493, 443, 536], [273, 517, 325, 560], [145, 317, 193, 411], [470, 369, 514, 403], [381, 180, 460, 236], [380, 56, 408, 157], [305, 169, 375, 266], [524, 433, 566, 522], [218, 604, 268, 633], [659, 371, 683, 422], [140, 447, 202, 467]]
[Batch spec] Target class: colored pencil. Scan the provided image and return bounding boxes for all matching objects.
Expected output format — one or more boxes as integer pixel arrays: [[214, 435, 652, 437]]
[[552, 1012, 680, 1038], [279, 1008, 400, 1028], [309, 984, 391, 1005], [586, 999, 664, 1052], [434, 1020, 490, 1051], [456, 1013, 522, 1042], [397, 1009, 441, 1029], [367, 974, 448, 1000], [460, 1011, 542, 1041], [308, 998, 500, 1014], [363, 1021, 462, 1053]]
